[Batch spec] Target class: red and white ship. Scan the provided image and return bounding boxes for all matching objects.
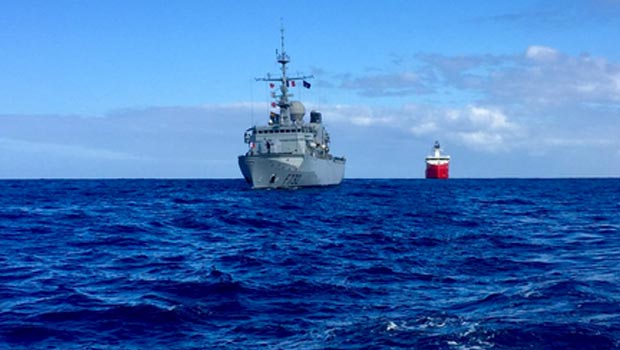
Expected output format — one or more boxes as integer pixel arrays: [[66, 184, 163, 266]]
[[425, 141, 450, 179]]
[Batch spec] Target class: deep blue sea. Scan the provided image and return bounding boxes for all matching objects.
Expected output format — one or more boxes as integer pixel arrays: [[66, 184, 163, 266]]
[[1, 179, 619, 349]]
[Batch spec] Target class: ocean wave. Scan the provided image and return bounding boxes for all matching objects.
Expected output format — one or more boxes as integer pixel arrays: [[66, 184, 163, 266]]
[[1, 179, 619, 349]]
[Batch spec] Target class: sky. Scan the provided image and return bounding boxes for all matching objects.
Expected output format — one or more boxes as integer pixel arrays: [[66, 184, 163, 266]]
[[1, 0, 619, 178]]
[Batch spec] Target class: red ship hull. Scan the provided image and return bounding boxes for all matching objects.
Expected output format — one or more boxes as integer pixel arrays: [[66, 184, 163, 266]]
[[425, 163, 449, 179]]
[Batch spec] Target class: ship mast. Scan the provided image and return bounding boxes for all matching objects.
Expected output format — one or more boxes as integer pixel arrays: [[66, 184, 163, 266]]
[[256, 23, 313, 126], [433, 141, 441, 157], [277, 25, 289, 93]]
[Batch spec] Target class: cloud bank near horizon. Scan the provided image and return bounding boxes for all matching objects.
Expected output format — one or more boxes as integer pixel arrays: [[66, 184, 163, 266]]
[[1, 46, 618, 178]]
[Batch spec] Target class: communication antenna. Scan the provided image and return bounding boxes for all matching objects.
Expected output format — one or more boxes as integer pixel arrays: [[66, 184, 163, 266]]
[[255, 21, 314, 125]]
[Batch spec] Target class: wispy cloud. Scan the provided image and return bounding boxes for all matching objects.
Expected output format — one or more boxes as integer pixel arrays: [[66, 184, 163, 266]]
[[468, 1, 620, 25], [0, 137, 145, 161], [339, 71, 435, 97], [468, 8, 565, 24], [418, 46, 620, 107], [338, 46, 620, 109], [542, 137, 614, 147]]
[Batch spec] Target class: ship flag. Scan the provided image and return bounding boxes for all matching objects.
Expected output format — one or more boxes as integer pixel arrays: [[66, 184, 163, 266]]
[[303, 80, 311, 89]]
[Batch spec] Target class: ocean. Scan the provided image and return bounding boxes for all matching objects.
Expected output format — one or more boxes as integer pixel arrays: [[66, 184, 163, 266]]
[[0, 179, 619, 349]]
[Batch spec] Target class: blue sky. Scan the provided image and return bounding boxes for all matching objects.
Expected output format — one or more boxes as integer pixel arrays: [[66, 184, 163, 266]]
[[1, 0, 619, 178]]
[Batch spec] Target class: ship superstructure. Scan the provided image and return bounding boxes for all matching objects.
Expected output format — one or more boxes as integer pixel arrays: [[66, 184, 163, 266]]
[[425, 141, 450, 179], [238, 27, 345, 189]]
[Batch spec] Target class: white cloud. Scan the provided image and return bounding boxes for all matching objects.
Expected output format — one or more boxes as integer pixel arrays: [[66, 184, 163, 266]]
[[468, 106, 516, 130], [516, 49, 618, 104], [410, 122, 437, 135], [316, 101, 523, 152], [454, 106, 522, 151], [445, 109, 461, 121], [323, 104, 394, 126], [349, 116, 394, 126], [525, 45, 559, 61], [458, 131, 504, 150], [410, 46, 620, 107]]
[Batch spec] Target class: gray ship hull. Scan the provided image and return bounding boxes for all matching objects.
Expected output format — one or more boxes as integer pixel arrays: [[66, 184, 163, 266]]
[[238, 154, 345, 189]]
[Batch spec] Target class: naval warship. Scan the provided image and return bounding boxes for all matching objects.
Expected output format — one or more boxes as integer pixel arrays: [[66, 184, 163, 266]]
[[238, 28, 345, 189]]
